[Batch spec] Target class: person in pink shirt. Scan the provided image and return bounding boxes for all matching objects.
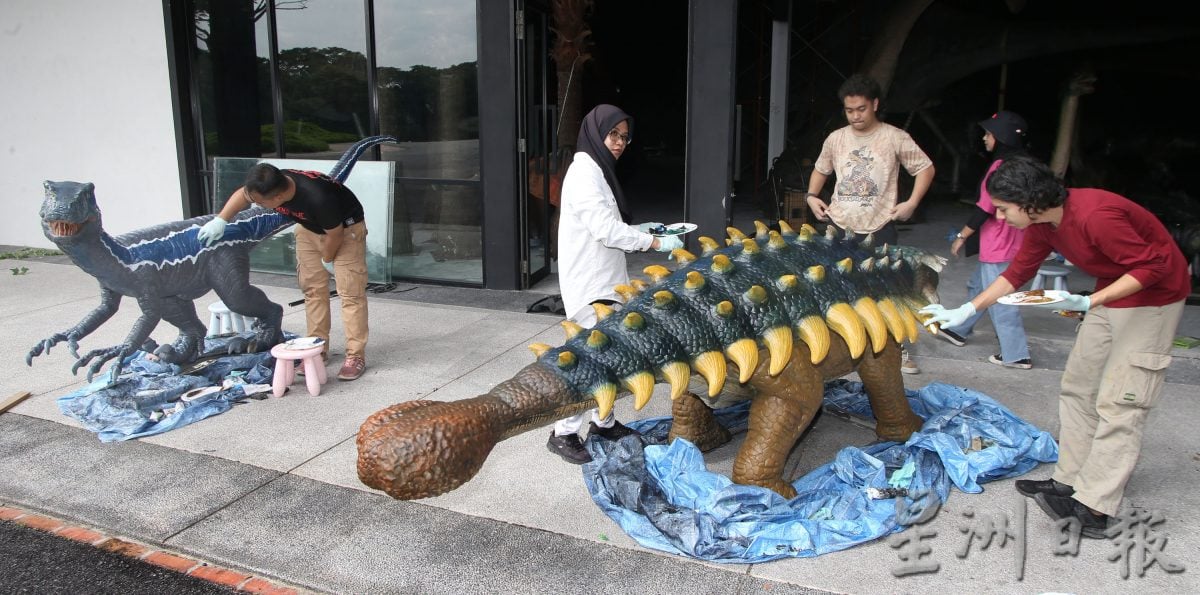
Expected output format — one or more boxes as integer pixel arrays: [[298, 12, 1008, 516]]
[[938, 111, 1033, 369], [921, 156, 1190, 538]]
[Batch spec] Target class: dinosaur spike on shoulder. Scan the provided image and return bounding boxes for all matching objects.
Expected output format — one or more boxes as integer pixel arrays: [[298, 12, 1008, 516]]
[[858, 257, 875, 273], [836, 257, 853, 274], [622, 311, 645, 330], [753, 220, 771, 237], [592, 383, 619, 420], [860, 232, 874, 249], [586, 329, 609, 349], [805, 265, 826, 284], [740, 238, 760, 255], [724, 338, 759, 383], [643, 265, 671, 283], [661, 361, 692, 400], [745, 285, 768, 305], [697, 236, 721, 255], [711, 254, 734, 274], [767, 230, 788, 250], [684, 270, 707, 291], [630, 278, 651, 293], [556, 350, 577, 369], [776, 274, 800, 293], [561, 320, 585, 339], [853, 296, 889, 354], [672, 248, 697, 265], [692, 351, 727, 396], [614, 284, 640, 302], [592, 302, 616, 321], [825, 225, 838, 241], [797, 315, 831, 364], [527, 343, 552, 358], [797, 224, 816, 242], [652, 290, 676, 308], [715, 300, 736, 318], [726, 226, 748, 242], [624, 371, 656, 410], [761, 326, 794, 376], [825, 302, 867, 358], [877, 297, 909, 343], [778, 220, 797, 236], [896, 302, 922, 343]]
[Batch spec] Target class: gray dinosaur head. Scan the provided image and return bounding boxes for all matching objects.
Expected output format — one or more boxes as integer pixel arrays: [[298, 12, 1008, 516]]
[[40, 181, 101, 242]]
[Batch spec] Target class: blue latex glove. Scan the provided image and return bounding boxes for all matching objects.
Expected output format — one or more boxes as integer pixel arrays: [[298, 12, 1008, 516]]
[[1036, 293, 1090, 312], [322, 260, 335, 275], [656, 234, 684, 256], [919, 302, 976, 329], [637, 221, 665, 233], [197, 217, 227, 247]]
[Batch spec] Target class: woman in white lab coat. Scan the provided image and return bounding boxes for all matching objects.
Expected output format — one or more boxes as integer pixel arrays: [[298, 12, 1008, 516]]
[[548, 104, 682, 464]]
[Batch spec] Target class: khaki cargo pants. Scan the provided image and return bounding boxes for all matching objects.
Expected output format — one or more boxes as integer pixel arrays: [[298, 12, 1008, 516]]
[[294, 222, 369, 360], [1053, 300, 1183, 516]]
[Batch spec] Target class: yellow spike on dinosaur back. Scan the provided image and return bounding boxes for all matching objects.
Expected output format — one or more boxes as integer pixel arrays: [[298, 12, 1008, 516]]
[[826, 302, 867, 358], [592, 383, 618, 419], [528, 343, 552, 358], [877, 298, 908, 343], [592, 302, 616, 321], [561, 320, 584, 339], [778, 220, 796, 235], [660, 361, 691, 400], [697, 236, 721, 254], [643, 265, 671, 283], [897, 303, 921, 344], [753, 220, 771, 237], [623, 371, 656, 410], [630, 279, 651, 293], [853, 296, 889, 354], [797, 315, 831, 364], [672, 248, 697, 265], [692, 351, 727, 396], [724, 338, 759, 383], [614, 284, 639, 302], [684, 270, 706, 290], [726, 226, 748, 242], [761, 326, 793, 376]]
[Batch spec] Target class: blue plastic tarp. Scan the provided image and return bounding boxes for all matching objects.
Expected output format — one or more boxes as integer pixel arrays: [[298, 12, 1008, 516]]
[[581, 380, 1058, 563], [56, 336, 279, 442]]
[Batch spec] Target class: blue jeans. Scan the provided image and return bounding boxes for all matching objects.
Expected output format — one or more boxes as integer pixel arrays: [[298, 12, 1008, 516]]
[[947, 261, 1031, 363]]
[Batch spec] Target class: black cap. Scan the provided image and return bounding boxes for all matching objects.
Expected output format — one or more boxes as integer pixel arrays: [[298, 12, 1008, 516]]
[[979, 111, 1027, 149]]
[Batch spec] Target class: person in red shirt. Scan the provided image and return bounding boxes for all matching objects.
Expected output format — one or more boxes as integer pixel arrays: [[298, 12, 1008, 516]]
[[921, 156, 1190, 538]]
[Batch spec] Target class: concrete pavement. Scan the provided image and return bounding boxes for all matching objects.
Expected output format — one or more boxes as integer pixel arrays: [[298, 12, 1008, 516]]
[[2, 201, 1199, 594]]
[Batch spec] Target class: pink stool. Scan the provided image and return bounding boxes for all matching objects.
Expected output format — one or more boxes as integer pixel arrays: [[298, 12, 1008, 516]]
[[269, 342, 327, 397]]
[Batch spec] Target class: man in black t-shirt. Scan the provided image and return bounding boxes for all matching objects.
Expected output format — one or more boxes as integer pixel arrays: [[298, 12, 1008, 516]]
[[200, 163, 370, 381]]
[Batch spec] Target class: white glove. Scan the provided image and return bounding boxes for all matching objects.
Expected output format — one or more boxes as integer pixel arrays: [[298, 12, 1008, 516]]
[[197, 217, 227, 247], [919, 303, 976, 329], [322, 260, 335, 275], [637, 222, 665, 233], [656, 234, 684, 255], [1035, 293, 1090, 312]]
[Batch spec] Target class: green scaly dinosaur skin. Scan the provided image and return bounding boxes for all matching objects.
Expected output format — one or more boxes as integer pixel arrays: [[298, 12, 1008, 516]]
[[358, 222, 947, 500]]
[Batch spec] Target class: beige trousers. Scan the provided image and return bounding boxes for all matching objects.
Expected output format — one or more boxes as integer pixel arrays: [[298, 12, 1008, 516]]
[[1053, 300, 1183, 515], [294, 222, 369, 360]]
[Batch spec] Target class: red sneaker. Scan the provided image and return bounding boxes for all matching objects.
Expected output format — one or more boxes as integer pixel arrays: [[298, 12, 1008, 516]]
[[337, 356, 366, 381]]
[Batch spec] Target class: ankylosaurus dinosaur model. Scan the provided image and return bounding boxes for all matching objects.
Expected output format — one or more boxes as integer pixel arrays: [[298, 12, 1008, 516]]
[[27, 136, 396, 381], [358, 222, 946, 499]]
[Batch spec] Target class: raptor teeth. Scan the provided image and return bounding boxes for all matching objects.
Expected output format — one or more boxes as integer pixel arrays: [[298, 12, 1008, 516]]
[[761, 326, 793, 376], [661, 361, 691, 400], [624, 371, 656, 410], [692, 350, 727, 396], [724, 338, 759, 383], [826, 302, 867, 359]]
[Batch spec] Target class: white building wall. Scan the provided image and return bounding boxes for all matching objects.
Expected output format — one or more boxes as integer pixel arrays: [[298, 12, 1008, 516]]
[[1, 1, 183, 249]]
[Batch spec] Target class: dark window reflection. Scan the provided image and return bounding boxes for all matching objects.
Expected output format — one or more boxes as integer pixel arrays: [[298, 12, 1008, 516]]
[[276, 0, 369, 158], [375, 1, 480, 180]]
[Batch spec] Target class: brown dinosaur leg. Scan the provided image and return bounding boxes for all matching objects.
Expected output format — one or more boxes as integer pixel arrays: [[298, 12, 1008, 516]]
[[734, 347, 823, 498], [858, 341, 924, 442], [668, 391, 731, 452]]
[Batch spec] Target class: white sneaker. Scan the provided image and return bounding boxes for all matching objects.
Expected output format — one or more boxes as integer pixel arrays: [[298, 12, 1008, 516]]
[[901, 348, 920, 374]]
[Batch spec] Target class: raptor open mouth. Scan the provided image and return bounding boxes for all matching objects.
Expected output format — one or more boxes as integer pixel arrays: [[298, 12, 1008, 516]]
[[48, 220, 82, 237]]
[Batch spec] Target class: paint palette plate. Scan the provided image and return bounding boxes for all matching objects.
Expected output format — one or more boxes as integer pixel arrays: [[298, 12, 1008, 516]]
[[650, 222, 697, 237], [997, 289, 1068, 306]]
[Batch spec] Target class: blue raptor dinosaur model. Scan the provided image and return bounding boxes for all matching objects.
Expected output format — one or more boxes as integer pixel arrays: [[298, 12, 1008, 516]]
[[26, 136, 397, 381]]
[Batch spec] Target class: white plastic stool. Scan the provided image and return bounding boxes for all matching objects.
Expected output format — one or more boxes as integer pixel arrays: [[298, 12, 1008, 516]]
[[1031, 265, 1070, 291], [207, 300, 255, 337]]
